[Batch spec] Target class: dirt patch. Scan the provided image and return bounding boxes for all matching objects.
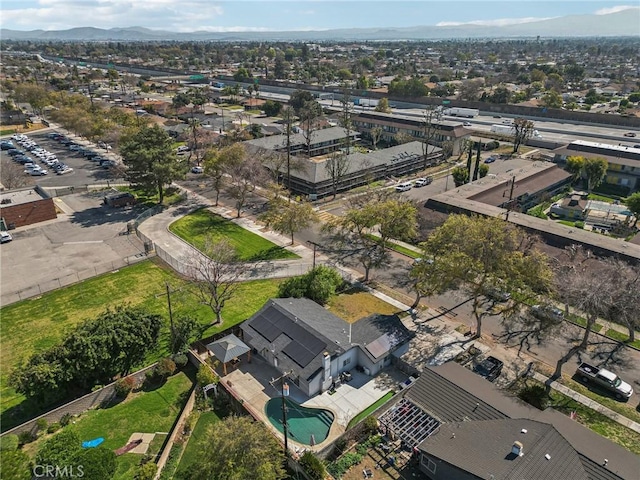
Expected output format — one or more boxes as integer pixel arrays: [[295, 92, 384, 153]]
[[328, 289, 402, 323]]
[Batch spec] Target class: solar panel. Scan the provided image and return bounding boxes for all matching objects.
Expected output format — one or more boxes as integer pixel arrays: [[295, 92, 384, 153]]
[[250, 314, 282, 342]]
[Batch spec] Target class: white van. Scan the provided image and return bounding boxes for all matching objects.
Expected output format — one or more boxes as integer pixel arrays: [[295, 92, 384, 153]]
[[395, 182, 412, 192]]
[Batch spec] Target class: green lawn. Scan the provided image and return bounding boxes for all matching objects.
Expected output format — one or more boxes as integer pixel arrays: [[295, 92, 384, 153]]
[[0, 260, 282, 429], [118, 185, 184, 208], [347, 392, 395, 429], [169, 208, 299, 261], [174, 411, 220, 476], [604, 329, 640, 349], [0, 128, 17, 136], [364, 234, 421, 259], [26, 372, 193, 480]]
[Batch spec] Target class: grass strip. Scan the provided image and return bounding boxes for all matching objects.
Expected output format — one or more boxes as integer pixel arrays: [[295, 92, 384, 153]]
[[347, 392, 395, 429]]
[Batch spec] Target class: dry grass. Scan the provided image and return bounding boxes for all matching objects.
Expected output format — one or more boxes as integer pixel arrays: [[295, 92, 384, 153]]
[[327, 289, 402, 323]]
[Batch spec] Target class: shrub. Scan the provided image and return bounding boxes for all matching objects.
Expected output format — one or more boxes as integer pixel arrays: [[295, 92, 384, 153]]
[[574, 221, 585, 229], [18, 431, 37, 446], [196, 364, 218, 387], [156, 358, 177, 378], [134, 461, 158, 480], [299, 451, 326, 480], [327, 452, 363, 478], [36, 429, 81, 466], [0, 434, 19, 451], [172, 353, 188, 369], [518, 384, 549, 410], [362, 416, 379, 436], [36, 418, 48, 433], [47, 423, 61, 434], [278, 265, 344, 305], [0, 450, 31, 480], [115, 376, 137, 398], [59, 413, 73, 427]]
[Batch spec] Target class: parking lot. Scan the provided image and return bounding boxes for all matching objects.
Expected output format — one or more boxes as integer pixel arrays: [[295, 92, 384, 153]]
[[0, 190, 148, 305], [2, 129, 123, 188]]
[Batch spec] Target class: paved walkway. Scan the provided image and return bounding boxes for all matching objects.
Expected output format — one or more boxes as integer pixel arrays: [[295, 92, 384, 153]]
[[137, 184, 640, 436]]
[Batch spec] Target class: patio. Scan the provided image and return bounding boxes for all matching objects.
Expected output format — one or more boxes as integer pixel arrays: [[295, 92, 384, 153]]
[[214, 353, 406, 452]]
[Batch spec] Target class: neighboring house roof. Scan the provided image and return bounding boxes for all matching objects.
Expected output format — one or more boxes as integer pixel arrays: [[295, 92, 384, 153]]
[[241, 298, 412, 382], [408, 363, 638, 480]]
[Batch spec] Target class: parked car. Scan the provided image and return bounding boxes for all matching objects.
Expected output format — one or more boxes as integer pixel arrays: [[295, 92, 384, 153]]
[[473, 356, 504, 382], [484, 157, 496, 164], [8, 149, 24, 157], [0, 231, 12, 243], [530, 304, 564, 322], [463, 121, 472, 127], [103, 192, 136, 207], [576, 362, 633, 400], [395, 181, 412, 192], [1, 141, 16, 150], [414, 177, 433, 187], [191, 166, 204, 174], [57, 167, 73, 175], [27, 168, 48, 176], [623, 132, 636, 137], [484, 288, 511, 302]]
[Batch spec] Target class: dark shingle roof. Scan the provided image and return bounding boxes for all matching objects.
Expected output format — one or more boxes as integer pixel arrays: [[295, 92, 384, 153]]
[[407, 363, 639, 480], [420, 419, 587, 480]]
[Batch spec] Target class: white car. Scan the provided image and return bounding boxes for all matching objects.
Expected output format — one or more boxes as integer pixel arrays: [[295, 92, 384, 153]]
[[395, 182, 412, 192], [414, 177, 433, 187], [0, 231, 12, 243], [463, 122, 472, 127], [191, 166, 204, 174], [28, 169, 48, 176]]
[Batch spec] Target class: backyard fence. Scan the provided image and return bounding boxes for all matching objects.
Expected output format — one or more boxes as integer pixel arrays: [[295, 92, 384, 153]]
[[1, 363, 158, 437], [0, 254, 149, 306]]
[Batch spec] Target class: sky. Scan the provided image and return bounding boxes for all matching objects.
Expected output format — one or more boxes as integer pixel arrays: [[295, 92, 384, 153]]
[[1, 1, 639, 32]]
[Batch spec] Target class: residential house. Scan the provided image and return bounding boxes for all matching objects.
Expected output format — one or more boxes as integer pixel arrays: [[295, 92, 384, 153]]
[[240, 298, 413, 397], [378, 362, 639, 480], [549, 194, 588, 219]]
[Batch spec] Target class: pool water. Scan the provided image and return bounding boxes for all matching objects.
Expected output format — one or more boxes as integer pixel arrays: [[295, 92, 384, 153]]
[[265, 397, 334, 445]]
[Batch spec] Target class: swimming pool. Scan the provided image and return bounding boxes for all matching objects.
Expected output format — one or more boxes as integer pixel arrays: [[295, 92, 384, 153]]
[[265, 397, 334, 445]]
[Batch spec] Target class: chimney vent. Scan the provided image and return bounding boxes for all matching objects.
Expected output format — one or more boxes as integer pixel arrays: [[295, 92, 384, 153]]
[[511, 441, 524, 456]]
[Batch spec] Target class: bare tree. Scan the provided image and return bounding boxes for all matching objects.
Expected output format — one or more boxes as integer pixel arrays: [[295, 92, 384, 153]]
[[281, 106, 296, 193], [225, 154, 267, 218], [185, 237, 249, 325], [325, 151, 349, 200], [421, 106, 441, 169], [1, 158, 33, 189], [338, 85, 354, 155], [370, 126, 383, 150], [512, 118, 535, 153], [299, 99, 322, 157]]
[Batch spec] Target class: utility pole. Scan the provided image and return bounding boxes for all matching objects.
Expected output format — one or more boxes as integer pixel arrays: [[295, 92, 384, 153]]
[[505, 176, 517, 221], [270, 371, 292, 456], [307, 241, 320, 268], [156, 282, 176, 352]]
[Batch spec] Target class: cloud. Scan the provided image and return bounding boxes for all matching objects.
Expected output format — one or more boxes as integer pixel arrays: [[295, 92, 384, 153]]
[[594, 5, 639, 15], [437, 17, 554, 27]]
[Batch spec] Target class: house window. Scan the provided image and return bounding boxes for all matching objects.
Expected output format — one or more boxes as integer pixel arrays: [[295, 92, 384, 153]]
[[343, 358, 351, 367], [424, 457, 436, 474]]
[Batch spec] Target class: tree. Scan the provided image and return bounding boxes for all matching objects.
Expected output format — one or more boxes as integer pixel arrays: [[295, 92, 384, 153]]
[[196, 364, 218, 388], [289, 89, 315, 115], [225, 152, 266, 217], [134, 462, 158, 480], [171, 316, 202, 354], [338, 85, 355, 155], [69, 446, 117, 480], [370, 126, 383, 150], [451, 166, 469, 186], [299, 451, 326, 480], [278, 266, 344, 305], [421, 215, 553, 337], [604, 260, 640, 342], [421, 106, 441, 168], [259, 188, 318, 244], [625, 192, 640, 227], [541, 90, 563, 109], [324, 195, 417, 282], [565, 156, 585, 183], [583, 157, 608, 192], [185, 236, 249, 325], [512, 118, 535, 153], [13, 83, 49, 116], [325, 151, 350, 200], [120, 124, 186, 204], [299, 99, 323, 157], [202, 143, 242, 206], [177, 416, 286, 480], [36, 429, 81, 467], [374, 97, 391, 113], [262, 99, 282, 117], [478, 163, 489, 178], [1, 158, 32, 190]]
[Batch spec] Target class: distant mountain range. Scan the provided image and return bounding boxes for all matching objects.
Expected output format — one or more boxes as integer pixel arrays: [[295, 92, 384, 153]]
[[2, 10, 639, 42]]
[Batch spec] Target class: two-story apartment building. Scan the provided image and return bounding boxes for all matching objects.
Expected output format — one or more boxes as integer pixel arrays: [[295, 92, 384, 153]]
[[244, 126, 359, 158]]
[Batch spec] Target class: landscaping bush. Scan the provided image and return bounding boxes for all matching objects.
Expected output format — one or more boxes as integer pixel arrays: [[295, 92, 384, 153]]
[[574, 221, 585, 229], [299, 451, 326, 480], [47, 423, 61, 434], [485, 140, 500, 150], [362, 416, 379, 436], [36, 418, 48, 433], [0, 450, 31, 480], [196, 364, 217, 387], [134, 461, 158, 480], [59, 413, 73, 427], [156, 358, 177, 378], [18, 431, 37, 446], [278, 265, 344, 305], [518, 384, 549, 410], [0, 434, 19, 451], [172, 353, 189, 369], [327, 452, 363, 478], [36, 429, 81, 466], [115, 376, 137, 398], [70, 446, 116, 480]]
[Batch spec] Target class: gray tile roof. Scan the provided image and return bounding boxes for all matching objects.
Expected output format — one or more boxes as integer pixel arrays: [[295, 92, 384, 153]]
[[407, 363, 639, 480], [244, 126, 355, 151], [421, 419, 587, 480], [206, 334, 250, 363]]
